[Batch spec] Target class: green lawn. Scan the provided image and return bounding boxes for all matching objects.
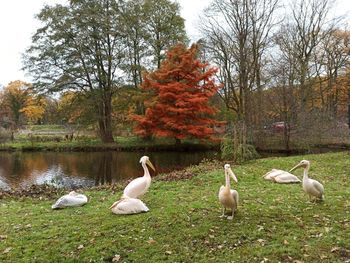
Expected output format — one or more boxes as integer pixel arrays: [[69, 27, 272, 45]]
[[0, 152, 349, 262], [0, 135, 218, 151]]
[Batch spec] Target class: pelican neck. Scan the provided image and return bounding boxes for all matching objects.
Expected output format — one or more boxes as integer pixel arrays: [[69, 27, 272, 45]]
[[225, 171, 231, 189], [142, 162, 151, 177], [303, 164, 310, 179]]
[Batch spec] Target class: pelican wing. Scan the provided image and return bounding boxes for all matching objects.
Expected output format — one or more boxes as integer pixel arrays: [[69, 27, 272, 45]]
[[51, 194, 88, 209], [263, 169, 283, 180], [112, 198, 149, 214], [312, 180, 324, 196], [123, 177, 148, 198], [273, 173, 301, 183], [52, 195, 69, 209], [230, 189, 239, 209]]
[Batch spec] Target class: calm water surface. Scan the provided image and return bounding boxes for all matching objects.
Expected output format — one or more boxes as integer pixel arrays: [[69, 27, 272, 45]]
[[0, 151, 218, 190]]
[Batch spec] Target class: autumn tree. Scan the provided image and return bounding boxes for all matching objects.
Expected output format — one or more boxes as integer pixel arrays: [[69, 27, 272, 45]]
[[120, 0, 187, 116], [0, 80, 46, 127], [133, 44, 222, 144]]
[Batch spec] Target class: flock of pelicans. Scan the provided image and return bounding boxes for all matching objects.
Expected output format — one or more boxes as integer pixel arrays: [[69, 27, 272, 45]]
[[51, 156, 325, 219]]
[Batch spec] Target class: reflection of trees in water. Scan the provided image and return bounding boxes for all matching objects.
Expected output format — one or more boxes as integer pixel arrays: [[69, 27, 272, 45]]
[[95, 152, 112, 186], [33, 165, 94, 189], [0, 151, 217, 189]]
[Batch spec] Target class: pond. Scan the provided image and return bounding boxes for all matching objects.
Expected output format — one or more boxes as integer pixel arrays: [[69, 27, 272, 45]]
[[0, 151, 219, 190]]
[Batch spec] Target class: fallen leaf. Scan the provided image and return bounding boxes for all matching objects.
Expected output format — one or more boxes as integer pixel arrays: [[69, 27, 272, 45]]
[[3, 247, 12, 254], [147, 239, 156, 244], [112, 254, 120, 262], [77, 245, 84, 250]]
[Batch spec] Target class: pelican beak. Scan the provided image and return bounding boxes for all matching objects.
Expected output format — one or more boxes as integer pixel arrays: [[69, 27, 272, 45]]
[[289, 163, 302, 172], [109, 201, 118, 209], [228, 168, 238, 183], [146, 159, 156, 172]]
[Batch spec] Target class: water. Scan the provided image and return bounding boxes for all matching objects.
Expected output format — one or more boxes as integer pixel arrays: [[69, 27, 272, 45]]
[[0, 151, 218, 190]]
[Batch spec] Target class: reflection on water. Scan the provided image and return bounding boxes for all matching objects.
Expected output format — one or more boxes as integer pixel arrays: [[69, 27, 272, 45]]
[[0, 151, 218, 190]]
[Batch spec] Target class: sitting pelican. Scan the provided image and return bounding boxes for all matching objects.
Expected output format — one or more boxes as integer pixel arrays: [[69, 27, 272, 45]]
[[110, 197, 149, 215], [51, 191, 88, 209], [123, 156, 155, 199], [290, 160, 324, 201], [263, 169, 301, 183], [218, 164, 239, 220]]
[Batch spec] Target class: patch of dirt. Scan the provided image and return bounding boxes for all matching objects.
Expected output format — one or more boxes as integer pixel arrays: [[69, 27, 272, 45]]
[[157, 159, 222, 182], [0, 184, 65, 199]]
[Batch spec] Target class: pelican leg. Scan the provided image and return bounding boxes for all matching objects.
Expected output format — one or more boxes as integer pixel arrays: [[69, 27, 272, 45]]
[[227, 209, 234, 220], [220, 207, 226, 218]]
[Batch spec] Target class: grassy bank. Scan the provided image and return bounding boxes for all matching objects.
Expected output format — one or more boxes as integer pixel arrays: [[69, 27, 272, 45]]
[[0, 136, 219, 152], [0, 152, 349, 262]]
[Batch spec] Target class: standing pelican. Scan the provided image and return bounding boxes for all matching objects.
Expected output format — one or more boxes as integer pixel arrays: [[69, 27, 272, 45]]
[[218, 164, 239, 220], [290, 160, 324, 201], [110, 197, 149, 215], [123, 156, 155, 199], [51, 191, 88, 209], [262, 169, 301, 183]]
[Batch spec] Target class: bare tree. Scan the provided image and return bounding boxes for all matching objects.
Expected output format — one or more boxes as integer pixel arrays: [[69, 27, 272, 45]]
[[201, 0, 279, 125], [200, 0, 279, 161], [313, 29, 350, 116], [289, 0, 335, 110]]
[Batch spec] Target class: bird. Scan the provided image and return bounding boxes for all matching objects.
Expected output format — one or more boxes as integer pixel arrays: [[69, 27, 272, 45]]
[[289, 160, 324, 201], [218, 164, 239, 220], [51, 191, 88, 209], [109, 197, 149, 215], [262, 169, 301, 183], [122, 156, 156, 199]]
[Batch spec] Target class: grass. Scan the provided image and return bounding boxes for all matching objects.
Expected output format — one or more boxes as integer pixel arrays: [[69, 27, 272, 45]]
[[0, 136, 219, 152], [0, 152, 349, 262]]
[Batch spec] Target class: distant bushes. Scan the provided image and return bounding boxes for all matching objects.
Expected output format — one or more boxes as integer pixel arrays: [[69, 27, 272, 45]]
[[221, 133, 260, 163], [0, 128, 12, 144]]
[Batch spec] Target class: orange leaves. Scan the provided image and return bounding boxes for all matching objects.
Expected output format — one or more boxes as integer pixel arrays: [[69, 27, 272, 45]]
[[0, 80, 45, 125], [133, 43, 223, 141]]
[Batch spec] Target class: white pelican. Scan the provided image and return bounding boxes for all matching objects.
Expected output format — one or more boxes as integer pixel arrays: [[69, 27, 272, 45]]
[[51, 191, 88, 209], [122, 156, 155, 199], [263, 169, 301, 183], [110, 197, 149, 215], [290, 160, 324, 201], [218, 164, 239, 220]]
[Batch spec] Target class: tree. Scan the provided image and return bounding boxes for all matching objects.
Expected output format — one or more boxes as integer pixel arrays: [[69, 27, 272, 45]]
[[120, 0, 187, 115], [143, 0, 187, 69], [133, 43, 222, 143], [0, 80, 47, 127], [200, 0, 279, 125], [288, 0, 334, 110], [23, 0, 125, 142]]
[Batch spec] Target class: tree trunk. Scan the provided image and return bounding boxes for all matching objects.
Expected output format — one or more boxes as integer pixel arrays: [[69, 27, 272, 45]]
[[98, 96, 114, 143], [175, 138, 181, 145]]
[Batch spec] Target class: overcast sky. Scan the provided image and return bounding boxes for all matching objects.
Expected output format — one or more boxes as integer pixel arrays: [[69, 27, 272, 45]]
[[0, 0, 349, 87]]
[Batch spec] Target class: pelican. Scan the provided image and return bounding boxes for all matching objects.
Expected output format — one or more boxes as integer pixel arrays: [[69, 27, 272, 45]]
[[218, 164, 239, 220], [110, 197, 149, 215], [290, 160, 324, 201], [122, 156, 155, 199], [51, 191, 88, 209], [262, 169, 301, 183]]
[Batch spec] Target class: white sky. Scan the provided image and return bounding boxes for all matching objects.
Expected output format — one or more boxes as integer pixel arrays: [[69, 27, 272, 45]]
[[0, 0, 349, 87]]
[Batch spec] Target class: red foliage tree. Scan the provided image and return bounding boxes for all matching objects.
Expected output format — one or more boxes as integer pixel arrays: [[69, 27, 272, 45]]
[[133, 43, 223, 143]]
